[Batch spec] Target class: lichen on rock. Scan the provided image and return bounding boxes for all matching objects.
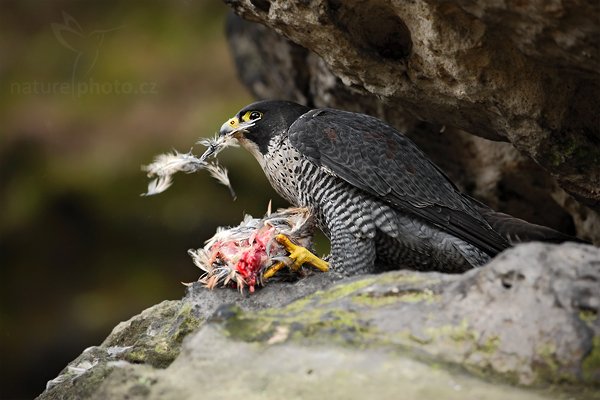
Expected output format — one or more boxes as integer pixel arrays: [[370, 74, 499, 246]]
[[37, 243, 600, 399]]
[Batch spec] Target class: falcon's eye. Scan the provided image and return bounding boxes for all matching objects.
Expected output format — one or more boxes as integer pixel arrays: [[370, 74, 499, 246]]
[[241, 111, 263, 122]]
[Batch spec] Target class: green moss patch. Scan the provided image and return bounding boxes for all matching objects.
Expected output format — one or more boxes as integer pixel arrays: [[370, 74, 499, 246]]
[[582, 336, 600, 384]]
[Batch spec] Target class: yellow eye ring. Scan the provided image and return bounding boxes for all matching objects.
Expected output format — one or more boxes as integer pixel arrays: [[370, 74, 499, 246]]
[[241, 111, 263, 122]]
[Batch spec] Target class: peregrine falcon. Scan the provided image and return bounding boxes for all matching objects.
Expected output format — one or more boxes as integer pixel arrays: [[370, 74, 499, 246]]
[[219, 100, 580, 275]]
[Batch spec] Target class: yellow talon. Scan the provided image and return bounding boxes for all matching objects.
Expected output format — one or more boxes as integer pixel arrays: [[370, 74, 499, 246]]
[[276, 234, 329, 272], [263, 261, 286, 279], [263, 234, 329, 280]]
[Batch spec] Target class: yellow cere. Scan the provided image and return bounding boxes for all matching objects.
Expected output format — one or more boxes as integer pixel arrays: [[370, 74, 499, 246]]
[[227, 117, 239, 128]]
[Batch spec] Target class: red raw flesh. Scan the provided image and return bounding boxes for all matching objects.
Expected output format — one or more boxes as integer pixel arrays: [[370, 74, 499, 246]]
[[209, 226, 278, 292]]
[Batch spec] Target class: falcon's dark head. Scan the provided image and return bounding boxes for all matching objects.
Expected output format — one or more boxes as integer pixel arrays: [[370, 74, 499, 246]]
[[219, 100, 310, 155]]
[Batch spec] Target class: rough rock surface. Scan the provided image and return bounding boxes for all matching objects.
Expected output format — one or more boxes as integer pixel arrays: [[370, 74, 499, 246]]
[[37, 243, 600, 399], [224, 2, 600, 243]]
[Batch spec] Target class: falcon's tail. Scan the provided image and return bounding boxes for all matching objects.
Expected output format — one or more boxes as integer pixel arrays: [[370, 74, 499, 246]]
[[477, 208, 588, 245]]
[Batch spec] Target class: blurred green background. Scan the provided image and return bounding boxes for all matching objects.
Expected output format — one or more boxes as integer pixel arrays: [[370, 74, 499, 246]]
[[0, 1, 295, 398]]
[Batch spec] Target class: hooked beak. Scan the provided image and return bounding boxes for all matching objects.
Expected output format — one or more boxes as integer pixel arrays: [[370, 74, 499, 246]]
[[219, 116, 257, 137], [199, 115, 256, 162], [219, 116, 242, 136], [219, 116, 239, 136]]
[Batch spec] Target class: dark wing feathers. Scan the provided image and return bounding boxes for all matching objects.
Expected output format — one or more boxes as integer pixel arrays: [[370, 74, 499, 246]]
[[288, 109, 510, 256], [477, 207, 587, 245]]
